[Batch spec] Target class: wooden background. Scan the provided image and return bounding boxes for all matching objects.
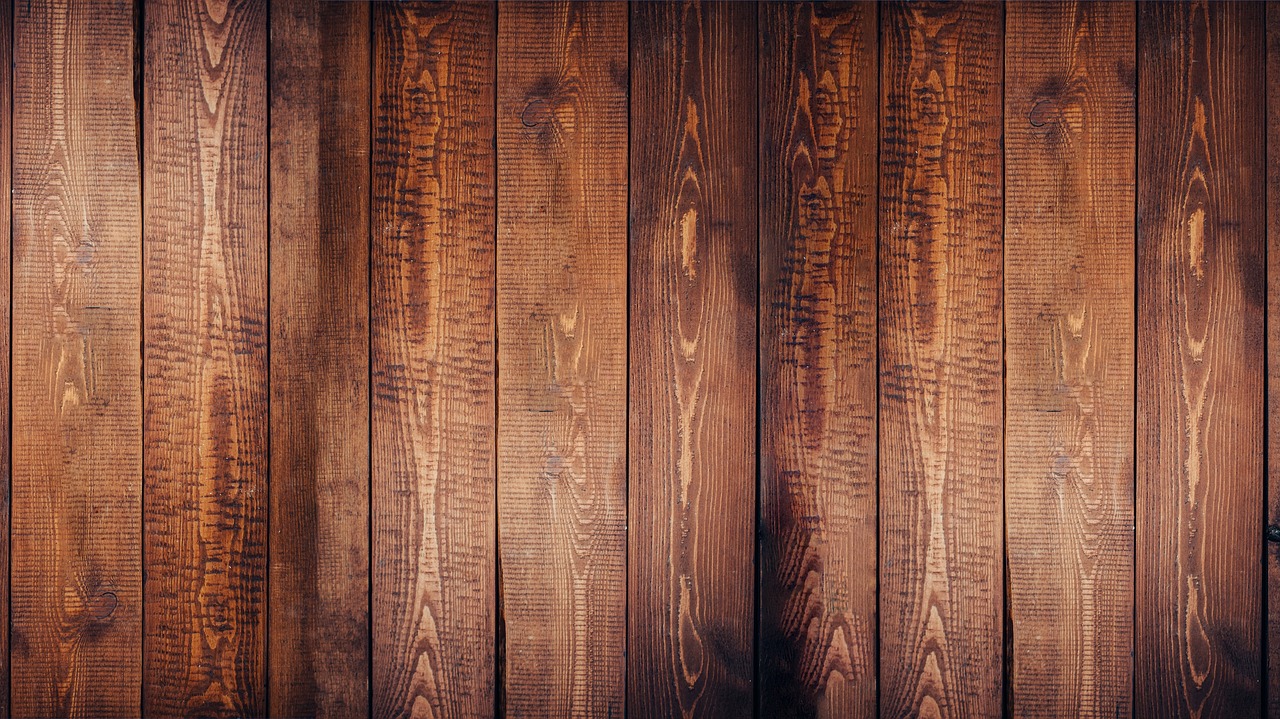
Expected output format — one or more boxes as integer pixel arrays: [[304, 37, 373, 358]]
[[3, 0, 1278, 717]]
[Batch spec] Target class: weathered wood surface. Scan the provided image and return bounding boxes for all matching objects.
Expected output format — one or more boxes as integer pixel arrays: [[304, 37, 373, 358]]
[[1004, 2, 1135, 716], [371, 3, 497, 717], [496, 2, 628, 716], [758, 2, 878, 716]]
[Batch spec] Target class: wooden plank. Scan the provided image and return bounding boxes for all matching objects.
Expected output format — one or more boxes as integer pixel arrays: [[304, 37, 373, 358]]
[[0, 0, 11, 715], [629, 2, 757, 715], [10, 0, 139, 716], [1003, 2, 1135, 716], [1136, 2, 1265, 716], [495, 2, 627, 715], [877, 2, 1004, 716], [370, 3, 496, 717], [757, 2, 877, 716], [269, 0, 370, 716], [1270, 5, 1280, 716], [142, 0, 268, 714]]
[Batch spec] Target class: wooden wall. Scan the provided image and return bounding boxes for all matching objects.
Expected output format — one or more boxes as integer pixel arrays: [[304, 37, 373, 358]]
[[2, 0, 1278, 717]]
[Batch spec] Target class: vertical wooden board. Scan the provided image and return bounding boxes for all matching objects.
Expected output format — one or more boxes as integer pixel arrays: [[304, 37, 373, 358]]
[[629, 2, 757, 716], [757, 2, 877, 717], [10, 0, 140, 716], [878, 2, 1004, 717], [1269, 5, 1280, 716], [370, 3, 496, 717], [269, 0, 371, 716], [496, 2, 627, 716], [1003, 2, 1135, 717], [1136, 3, 1265, 716], [142, 0, 268, 714], [0, 0, 11, 715]]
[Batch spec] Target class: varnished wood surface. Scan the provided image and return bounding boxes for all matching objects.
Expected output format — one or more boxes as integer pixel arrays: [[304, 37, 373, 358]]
[[142, 0, 269, 715], [1269, 5, 1280, 717], [0, 1, 10, 714], [1137, 3, 1265, 717], [758, 2, 878, 716], [878, 3, 1005, 717], [11, 0, 141, 716], [629, 2, 758, 716], [269, 0, 371, 716], [1004, 2, 1135, 716], [370, 3, 497, 718], [496, 3, 628, 716]]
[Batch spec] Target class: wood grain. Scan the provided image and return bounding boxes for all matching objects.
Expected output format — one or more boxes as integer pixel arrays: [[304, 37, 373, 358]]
[[757, 2, 877, 716], [0, 1, 10, 713], [1136, 2, 1265, 716], [11, 0, 140, 715], [496, 2, 627, 716], [1269, 5, 1280, 716], [269, 0, 370, 716], [629, 2, 757, 716], [878, 3, 1004, 717], [142, 0, 268, 714], [1003, 3, 1135, 717], [371, 3, 496, 717]]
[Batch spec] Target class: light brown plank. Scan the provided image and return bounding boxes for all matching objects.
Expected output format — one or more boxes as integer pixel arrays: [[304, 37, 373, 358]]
[[11, 0, 141, 715], [269, 0, 371, 716], [878, 2, 1005, 716], [143, 0, 269, 714], [370, 3, 497, 717], [0, 0, 10, 712], [629, 2, 757, 716], [496, 2, 628, 716], [757, 2, 878, 716], [1137, 2, 1265, 715], [1004, 2, 1135, 716]]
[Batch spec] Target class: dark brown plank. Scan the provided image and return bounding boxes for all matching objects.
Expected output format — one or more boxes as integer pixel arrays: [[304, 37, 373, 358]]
[[143, 0, 268, 714], [1004, 2, 1135, 716], [269, 0, 370, 716], [11, 0, 140, 715], [1270, 5, 1280, 716], [371, 3, 496, 717], [629, 2, 757, 716], [878, 2, 1004, 716], [757, 2, 878, 716], [1137, 2, 1265, 716], [496, 2, 627, 715]]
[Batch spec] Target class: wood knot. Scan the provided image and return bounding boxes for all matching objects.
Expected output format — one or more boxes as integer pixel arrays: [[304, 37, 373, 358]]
[[521, 99, 551, 127], [88, 592, 118, 621], [1267, 525, 1280, 543], [1028, 98, 1056, 127]]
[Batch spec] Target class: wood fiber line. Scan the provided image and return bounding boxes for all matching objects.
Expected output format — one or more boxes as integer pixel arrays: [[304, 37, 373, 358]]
[[1270, 4, 1280, 716], [269, 0, 370, 716], [1003, 2, 1135, 717], [370, 3, 496, 717], [1136, 2, 1265, 716], [629, 2, 757, 717], [757, 2, 878, 717], [11, 0, 141, 715], [142, 0, 268, 714], [0, 0, 10, 712], [877, 2, 1005, 717], [496, 2, 627, 716]]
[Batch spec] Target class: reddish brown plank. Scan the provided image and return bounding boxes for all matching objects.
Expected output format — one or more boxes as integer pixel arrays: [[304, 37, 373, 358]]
[[143, 0, 269, 714], [1137, 2, 1265, 716], [496, 2, 628, 715], [269, 0, 371, 716], [629, 2, 757, 716], [878, 2, 1005, 716], [1270, 5, 1280, 716], [370, 3, 497, 717], [757, 2, 878, 716], [1004, 2, 1135, 716], [0, 0, 12, 714], [11, 0, 141, 715]]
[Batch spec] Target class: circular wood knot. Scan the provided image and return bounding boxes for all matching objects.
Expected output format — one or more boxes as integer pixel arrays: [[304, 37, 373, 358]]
[[88, 592, 118, 621], [522, 99, 552, 128], [1267, 525, 1280, 544], [1027, 98, 1056, 128]]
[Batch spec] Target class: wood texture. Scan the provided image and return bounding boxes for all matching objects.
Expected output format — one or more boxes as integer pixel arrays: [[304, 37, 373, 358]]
[[0, 1, 10, 713], [496, 3, 628, 716], [757, 2, 878, 716], [629, 2, 757, 716], [142, 0, 269, 714], [1268, 5, 1280, 716], [370, 3, 496, 717], [11, 0, 140, 715], [269, 0, 370, 716], [1003, 3, 1135, 717], [878, 3, 1004, 716], [1136, 3, 1265, 716]]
